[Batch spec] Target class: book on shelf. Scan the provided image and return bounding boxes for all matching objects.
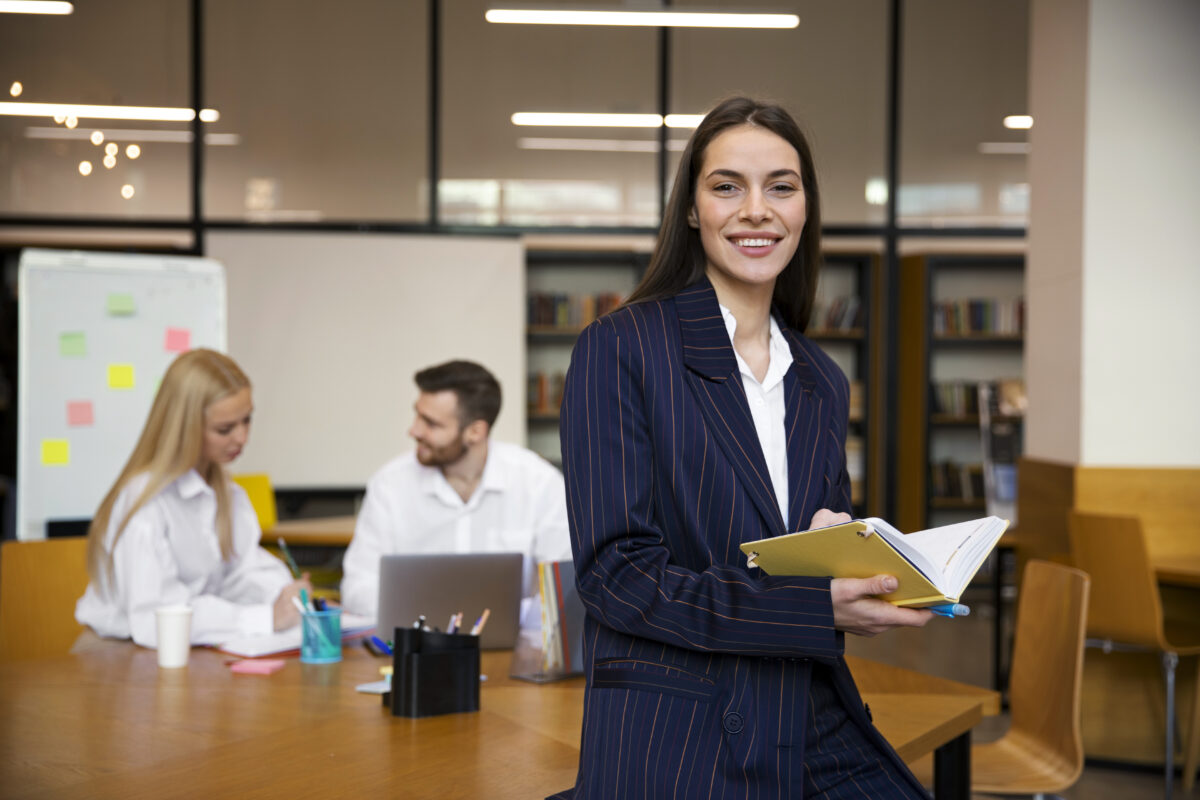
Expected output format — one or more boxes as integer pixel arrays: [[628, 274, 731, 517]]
[[932, 297, 1025, 336], [929, 460, 985, 502], [739, 516, 1009, 607], [527, 292, 624, 329], [527, 371, 565, 415], [810, 295, 864, 333]]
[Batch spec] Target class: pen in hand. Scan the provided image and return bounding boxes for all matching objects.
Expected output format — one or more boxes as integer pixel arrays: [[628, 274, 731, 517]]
[[276, 537, 302, 578], [928, 603, 970, 618]]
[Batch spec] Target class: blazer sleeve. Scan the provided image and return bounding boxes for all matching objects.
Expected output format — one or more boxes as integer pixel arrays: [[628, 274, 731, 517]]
[[561, 318, 840, 660]]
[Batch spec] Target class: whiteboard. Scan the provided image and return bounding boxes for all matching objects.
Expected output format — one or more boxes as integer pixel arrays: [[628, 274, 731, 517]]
[[17, 249, 226, 541], [208, 231, 526, 489]]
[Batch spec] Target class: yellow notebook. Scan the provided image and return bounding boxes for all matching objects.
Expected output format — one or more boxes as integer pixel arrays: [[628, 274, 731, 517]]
[[739, 516, 1009, 607]]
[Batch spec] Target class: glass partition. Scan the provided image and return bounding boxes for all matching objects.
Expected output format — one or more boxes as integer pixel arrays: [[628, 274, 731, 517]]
[[205, 0, 427, 222], [900, 0, 1030, 227], [0, 0, 191, 218], [441, 0, 659, 227]]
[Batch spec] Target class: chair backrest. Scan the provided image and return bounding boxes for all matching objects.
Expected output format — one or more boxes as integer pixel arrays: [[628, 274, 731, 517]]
[[232, 473, 277, 532], [1007, 559, 1090, 783], [0, 537, 90, 661], [1068, 510, 1163, 649]]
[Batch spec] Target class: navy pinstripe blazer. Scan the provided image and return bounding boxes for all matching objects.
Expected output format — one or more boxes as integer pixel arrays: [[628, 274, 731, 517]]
[[556, 279, 920, 799]]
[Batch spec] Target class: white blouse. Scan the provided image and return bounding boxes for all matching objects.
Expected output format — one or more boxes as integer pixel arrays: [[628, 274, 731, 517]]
[[75, 469, 292, 648]]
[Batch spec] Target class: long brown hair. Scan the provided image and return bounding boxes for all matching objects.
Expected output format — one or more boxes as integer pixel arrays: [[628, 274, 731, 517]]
[[86, 349, 251, 588], [626, 96, 823, 331]]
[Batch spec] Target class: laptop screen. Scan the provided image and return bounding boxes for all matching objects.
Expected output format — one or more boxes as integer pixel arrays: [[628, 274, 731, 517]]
[[375, 552, 524, 650]]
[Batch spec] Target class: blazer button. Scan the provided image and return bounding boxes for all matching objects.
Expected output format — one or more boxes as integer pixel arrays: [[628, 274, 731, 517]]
[[722, 712, 745, 734]]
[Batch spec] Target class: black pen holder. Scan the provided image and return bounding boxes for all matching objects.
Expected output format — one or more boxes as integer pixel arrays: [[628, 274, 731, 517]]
[[390, 627, 481, 718]]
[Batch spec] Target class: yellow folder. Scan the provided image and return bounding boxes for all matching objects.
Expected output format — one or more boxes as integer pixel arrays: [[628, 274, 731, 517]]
[[740, 521, 955, 607]]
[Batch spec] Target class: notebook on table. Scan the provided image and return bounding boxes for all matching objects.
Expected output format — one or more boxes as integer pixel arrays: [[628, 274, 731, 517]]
[[376, 552, 524, 650]]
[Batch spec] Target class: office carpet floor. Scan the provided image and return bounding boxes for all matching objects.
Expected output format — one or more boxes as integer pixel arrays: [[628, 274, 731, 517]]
[[844, 585, 1194, 799]]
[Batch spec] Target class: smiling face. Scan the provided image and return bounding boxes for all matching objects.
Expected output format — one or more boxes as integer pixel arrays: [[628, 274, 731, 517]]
[[199, 387, 252, 472], [687, 124, 807, 302]]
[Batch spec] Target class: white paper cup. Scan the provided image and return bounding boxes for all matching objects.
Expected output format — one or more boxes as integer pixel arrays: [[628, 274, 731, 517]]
[[155, 605, 193, 668]]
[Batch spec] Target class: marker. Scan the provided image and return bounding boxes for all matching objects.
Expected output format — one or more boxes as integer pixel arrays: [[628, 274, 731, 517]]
[[312, 596, 327, 611], [369, 636, 393, 656], [470, 608, 491, 636], [300, 588, 313, 612], [929, 603, 970, 618], [446, 613, 459, 634], [276, 537, 302, 578]]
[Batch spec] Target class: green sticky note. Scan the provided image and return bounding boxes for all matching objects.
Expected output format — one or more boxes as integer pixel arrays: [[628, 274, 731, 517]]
[[41, 439, 70, 466], [107, 293, 136, 316], [108, 363, 135, 389], [59, 331, 87, 357]]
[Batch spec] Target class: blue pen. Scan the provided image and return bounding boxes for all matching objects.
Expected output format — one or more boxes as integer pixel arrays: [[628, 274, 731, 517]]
[[929, 603, 970, 618]]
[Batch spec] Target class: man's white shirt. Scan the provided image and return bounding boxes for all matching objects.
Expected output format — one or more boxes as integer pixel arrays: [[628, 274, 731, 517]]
[[340, 441, 573, 627]]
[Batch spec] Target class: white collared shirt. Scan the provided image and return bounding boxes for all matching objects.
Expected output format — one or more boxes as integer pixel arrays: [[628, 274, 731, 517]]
[[339, 441, 573, 626], [719, 303, 795, 526], [75, 470, 292, 648]]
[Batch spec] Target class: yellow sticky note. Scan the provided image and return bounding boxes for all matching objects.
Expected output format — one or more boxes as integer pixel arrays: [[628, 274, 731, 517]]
[[41, 439, 70, 466], [108, 363, 135, 389]]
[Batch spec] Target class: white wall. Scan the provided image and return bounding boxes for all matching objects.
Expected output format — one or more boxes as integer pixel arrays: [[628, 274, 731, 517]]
[[1080, 0, 1200, 465], [1026, 0, 1200, 466], [208, 231, 525, 488]]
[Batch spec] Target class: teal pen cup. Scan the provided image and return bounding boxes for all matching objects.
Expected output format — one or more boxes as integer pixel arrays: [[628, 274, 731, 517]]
[[300, 607, 342, 664]]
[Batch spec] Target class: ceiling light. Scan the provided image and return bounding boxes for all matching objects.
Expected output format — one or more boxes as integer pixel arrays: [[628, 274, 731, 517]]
[[0, 1, 74, 14], [512, 112, 663, 127], [104, 142, 117, 156], [120, 184, 134, 199], [1003, 115, 1033, 130], [125, 143, 140, 159], [486, 7, 798, 29], [518, 136, 688, 153], [102, 154, 115, 168], [24, 126, 240, 145], [77, 160, 91, 176], [9, 81, 21, 97], [0, 101, 220, 122], [664, 114, 703, 128], [64, 115, 76, 128], [978, 142, 1030, 155], [89, 130, 104, 145]]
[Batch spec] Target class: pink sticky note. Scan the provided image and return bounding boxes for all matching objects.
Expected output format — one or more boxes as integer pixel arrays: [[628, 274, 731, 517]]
[[67, 400, 94, 427], [165, 327, 191, 353], [229, 659, 287, 675]]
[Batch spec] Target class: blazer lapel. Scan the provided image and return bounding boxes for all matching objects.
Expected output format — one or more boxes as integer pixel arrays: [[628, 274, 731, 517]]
[[782, 328, 831, 533], [676, 281, 786, 539]]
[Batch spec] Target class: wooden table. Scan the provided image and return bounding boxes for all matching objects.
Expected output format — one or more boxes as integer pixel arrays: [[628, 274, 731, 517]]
[[266, 515, 356, 547], [0, 639, 996, 800], [1155, 553, 1200, 588]]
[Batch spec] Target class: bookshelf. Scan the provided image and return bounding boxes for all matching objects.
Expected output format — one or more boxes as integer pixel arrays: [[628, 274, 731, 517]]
[[524, 247, 883, 519], [895, 253, 1025, 533], [809, 252, 882, 517], [525, 249, 647, 466]]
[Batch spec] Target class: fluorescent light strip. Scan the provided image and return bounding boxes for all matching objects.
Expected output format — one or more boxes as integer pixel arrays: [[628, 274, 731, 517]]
[[518, 137, 687, 153], [0, 102, 219, 122], [512, 112, 704, 129], [0, 1, 73, 14], [486, 8, 798, 29], [25, 126, 240, 145], [1003, 115, 1033, 130], [978, 142, 1030, 155]]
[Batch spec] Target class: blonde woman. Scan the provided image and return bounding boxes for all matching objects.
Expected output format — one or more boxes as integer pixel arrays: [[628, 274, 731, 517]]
[[76, 349, 311, 648]]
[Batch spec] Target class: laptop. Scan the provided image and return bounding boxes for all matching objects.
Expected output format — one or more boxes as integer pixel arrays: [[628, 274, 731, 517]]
[[376, 552, 524, 650]]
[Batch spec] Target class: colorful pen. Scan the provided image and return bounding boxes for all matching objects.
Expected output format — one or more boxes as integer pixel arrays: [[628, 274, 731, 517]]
[[276, 537, 302, 578], [470, 608, 491, 636], [928, 603, 970, 617]]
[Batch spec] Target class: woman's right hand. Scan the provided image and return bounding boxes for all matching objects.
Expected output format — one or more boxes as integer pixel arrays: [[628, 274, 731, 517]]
[[272, 574, 313, 631]]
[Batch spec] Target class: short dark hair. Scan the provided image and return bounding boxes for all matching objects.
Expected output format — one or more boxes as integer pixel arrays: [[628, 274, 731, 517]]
[[414, 360, 502, 429], [625, 96, 823, 331]]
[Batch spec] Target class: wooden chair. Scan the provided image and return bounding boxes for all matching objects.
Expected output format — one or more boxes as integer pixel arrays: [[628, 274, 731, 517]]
[[1069, 511, 1200, 798], [0, 537, 90, 661], [968, 559, 1091, 797], [232, 473, 277, 532]]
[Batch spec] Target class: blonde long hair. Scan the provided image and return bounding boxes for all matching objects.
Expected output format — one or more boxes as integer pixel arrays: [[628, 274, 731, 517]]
[[86, 349, 251, 587]]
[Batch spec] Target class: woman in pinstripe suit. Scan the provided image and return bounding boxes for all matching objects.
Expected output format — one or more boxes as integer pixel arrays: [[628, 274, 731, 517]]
[[555, 97, 934, 799]]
